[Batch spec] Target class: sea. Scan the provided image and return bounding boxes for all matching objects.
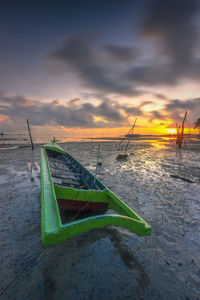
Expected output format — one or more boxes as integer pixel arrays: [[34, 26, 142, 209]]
[[0, 131, 199, 150]]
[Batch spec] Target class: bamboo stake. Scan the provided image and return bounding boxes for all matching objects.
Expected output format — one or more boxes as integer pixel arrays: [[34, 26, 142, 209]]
[[124, 117, 137, 152], [118, 118, 137, 151], [178, 111, 187, 148], [26, 118, 34, 151], [94, 144, 101, 185]]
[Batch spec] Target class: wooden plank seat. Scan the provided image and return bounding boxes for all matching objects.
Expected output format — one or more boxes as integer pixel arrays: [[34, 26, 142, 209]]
[[51, 173, 81, 179]]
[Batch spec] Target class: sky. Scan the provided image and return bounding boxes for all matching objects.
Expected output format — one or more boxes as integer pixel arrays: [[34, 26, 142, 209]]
[[0, 0, 200, 137]]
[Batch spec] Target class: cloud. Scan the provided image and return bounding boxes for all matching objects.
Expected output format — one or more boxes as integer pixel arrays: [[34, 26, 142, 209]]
[[139, 101, 153, 108], [149, 110, 165, 121], [125, 0, 200, 86], [1, 91, 199, 129], [69, 98, 80, 105], [51, 5, 200, 95], [0, 92, 144, 128], [50, 2, 200, 95], [0, 94, 35, 107], [153, 93, 168, 100], [117, 104, 143, 116], [126, 64, 176, 86], [52, 99, 60, 105], [103, 44, 136, 62], [165, 98, 200, 111], [143, 98, 200, 123], [51, 35, 143, 96], [164, 98, 200, 122], [141, 0, 199, 67]]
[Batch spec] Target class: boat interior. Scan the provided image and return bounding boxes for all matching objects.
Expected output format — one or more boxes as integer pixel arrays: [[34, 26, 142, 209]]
[[46, 149, 102, 190], [46, 149, 108, 222]]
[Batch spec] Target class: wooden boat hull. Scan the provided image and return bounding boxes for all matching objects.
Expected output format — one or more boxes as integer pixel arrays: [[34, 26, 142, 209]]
[[57, 198, 108, 212], [40, 141, 152, 246]]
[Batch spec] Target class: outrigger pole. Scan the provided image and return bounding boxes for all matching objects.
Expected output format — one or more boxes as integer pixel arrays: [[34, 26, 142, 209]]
[[117, 118, 137, 150], [124, 117, 137, 152]]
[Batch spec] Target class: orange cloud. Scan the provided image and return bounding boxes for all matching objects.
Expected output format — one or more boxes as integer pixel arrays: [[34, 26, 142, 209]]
[[93, 116, 108, 123], [68, 98, 80, 105]]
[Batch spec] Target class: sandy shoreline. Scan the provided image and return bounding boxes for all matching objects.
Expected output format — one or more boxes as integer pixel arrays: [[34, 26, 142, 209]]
[[0, 140, 200, 299]]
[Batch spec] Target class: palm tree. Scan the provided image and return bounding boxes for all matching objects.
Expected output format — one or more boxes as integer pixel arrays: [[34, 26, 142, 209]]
[[193, 118, 200, 134]]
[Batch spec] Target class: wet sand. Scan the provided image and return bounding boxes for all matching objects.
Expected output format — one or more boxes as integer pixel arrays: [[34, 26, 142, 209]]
[[0, 140, 200, 299]]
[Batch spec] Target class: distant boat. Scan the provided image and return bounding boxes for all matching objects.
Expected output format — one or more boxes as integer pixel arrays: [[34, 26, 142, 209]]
[[125, 134, 141, 138], [40, 140, 152, 246]]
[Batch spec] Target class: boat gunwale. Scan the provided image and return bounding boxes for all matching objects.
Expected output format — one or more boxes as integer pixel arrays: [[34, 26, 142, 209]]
[[41, 147, 62, 227]]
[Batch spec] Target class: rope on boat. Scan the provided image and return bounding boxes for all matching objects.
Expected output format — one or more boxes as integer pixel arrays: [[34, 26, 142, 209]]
[[70, 201, 90, 221]]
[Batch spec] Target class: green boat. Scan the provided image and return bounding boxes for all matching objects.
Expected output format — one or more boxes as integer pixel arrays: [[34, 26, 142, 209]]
[[40, 140, 152, 246]]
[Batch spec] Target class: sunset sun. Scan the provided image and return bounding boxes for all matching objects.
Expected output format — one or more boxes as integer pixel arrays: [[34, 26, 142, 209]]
[[166, 128, 177, 134]]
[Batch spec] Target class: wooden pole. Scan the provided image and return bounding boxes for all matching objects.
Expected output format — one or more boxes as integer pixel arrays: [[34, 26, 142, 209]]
[[125, 117, 137, 152], [94, 144, 101, 185], [118, 118, 137, 150], [178, 111, 187, 148], [176, 125, 180, 144], [26, 119, 34, 151]]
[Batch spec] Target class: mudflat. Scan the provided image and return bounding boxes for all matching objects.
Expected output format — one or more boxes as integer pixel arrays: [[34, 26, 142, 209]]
[[0, 140, 200, 299]]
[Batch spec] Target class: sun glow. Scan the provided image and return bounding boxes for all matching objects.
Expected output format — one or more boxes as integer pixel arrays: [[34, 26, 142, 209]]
[[166, 128, 177, 134]]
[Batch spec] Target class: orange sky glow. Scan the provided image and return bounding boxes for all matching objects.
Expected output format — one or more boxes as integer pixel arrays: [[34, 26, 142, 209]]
[[57, 124, 194, 138]]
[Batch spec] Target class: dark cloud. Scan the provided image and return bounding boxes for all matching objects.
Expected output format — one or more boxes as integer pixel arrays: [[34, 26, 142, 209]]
[[104, 45, 136, 62], [51, 35, 143, 96], [141, 0, 199, 66], [50, 1, 200, 95], [149, 110, 165, 121], [52, 8, 200, 93], [117, 104, 143, 116], [0, 94, 35, 107], [94, 101, 125, 121], [153, 93, 168, 100], [165, 98, 200, 111], [164, 98, 200, 122], [125, 0, 200, 86], [127, 64, 176, 86]]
